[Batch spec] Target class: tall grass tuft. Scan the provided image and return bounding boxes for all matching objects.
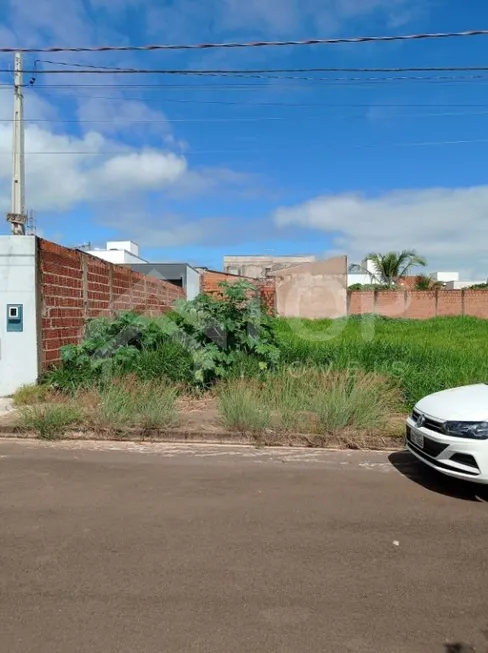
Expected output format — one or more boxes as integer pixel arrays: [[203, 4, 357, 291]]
[[217, 368, 400, 437], [95, 376, 179, 430], [19, 403, 84, 440], [217, 379, 271, 433], [12, 384, 51, 406]]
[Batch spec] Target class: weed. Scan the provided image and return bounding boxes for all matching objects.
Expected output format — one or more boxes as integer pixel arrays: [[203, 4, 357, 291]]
[[313, 370, 400, 433], [20, 403, 83, 439], [217, 379, 272, 433], [95, 377, 179, 430], [12, 384, 51, 406]]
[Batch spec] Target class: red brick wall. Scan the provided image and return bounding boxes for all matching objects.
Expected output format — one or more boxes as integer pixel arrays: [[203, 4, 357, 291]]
[[200, 270, 276, 314], [463, 291, 488, 318], [200, 270, 240, 294], [404, 291, 437, 319], [348, 290, 375, 315], [38, 239, 184, 369], [375, 290, 406, 318], [348, 289, 488, 319], [437, 290, 463, 316]]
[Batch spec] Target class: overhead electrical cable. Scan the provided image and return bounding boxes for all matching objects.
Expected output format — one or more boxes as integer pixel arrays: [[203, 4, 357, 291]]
[[0, 28, 488, 53], [2, 138, 488, 156]]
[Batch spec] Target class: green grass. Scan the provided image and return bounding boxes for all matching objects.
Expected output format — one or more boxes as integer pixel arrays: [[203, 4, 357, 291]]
[[19, 403, 84, 440], [275, 315, 488, 408]]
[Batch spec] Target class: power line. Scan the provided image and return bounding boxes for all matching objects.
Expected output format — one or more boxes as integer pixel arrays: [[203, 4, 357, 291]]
[[19, 65, 488, 75], [30, 92, 488, 108], [2, 137, 488, 155], [2, 29, 488, 52], [15, 71, 488, 85], [15, 73, 488, 89], [4, 109, 488, 125]]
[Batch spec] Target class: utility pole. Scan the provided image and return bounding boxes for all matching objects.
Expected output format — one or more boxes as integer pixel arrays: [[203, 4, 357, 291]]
[[6, 52, 26, 235]]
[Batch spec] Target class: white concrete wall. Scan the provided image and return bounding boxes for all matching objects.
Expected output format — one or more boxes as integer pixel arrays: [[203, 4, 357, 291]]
[[186, 267, 200, 300], [363, 258, 378, 275], [347, 273, 378, 287], [87, 249, 147, 264], [0, 236, 38, 396], [106, 240, 140, 256], [433, 271, 459, 282], [445, 280, 485, 289]]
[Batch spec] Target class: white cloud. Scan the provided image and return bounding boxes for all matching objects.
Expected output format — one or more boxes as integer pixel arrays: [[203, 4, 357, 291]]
[[166, 166, 257, 199], [100, 213, 226, 248], [273, 187, 488, 279], [6, 0, 426, 48], [7, 0, 90, 45], [0, 118, 188, 212], [146, 0, 426, 41], [0, 89, 255, 222], [75, 97, 171, 137], [98, 210, 277, 249], [96, 150, 186, 190]]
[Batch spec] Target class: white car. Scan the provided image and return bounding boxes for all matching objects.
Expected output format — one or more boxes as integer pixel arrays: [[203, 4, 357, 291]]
[[405, 383, 488, 484]]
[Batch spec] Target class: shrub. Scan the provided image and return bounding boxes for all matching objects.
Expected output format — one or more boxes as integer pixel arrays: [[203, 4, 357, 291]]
[[19, 403, 83, 439], [46, 281, 280, 392], [171, 280, 280, 385]]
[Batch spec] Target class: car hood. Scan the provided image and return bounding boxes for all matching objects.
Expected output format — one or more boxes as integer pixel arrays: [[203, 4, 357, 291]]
[[415, 384, 488, 422]]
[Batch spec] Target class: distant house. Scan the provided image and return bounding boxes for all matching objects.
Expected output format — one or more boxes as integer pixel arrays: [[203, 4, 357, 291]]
[[86, 241, 147, 265], [125, 263, 201, 300], [224, 254, 316, 280]]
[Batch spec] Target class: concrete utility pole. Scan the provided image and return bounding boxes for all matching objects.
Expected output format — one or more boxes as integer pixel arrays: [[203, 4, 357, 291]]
[[6, 52, 26, 235]]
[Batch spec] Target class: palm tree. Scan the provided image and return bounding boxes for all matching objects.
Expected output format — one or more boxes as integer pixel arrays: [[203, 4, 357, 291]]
[[348, 250, 427, 288], [414, 274, 444, 290]]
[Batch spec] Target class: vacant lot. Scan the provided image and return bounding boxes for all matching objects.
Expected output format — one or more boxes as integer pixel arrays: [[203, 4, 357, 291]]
[[18, 309, 488, 443], [276, 315, 488, 407], [1, 439, 487, 653]]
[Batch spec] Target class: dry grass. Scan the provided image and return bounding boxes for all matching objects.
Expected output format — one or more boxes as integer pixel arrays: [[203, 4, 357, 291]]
[[17, 377, 179, 437], [217, 379, 272, 434], [91, 376, 179, 430], [19, 401, 84, 440], [12, 384, 55, 406], [218, 367, 402, 441], [13, 370, 404, 447]]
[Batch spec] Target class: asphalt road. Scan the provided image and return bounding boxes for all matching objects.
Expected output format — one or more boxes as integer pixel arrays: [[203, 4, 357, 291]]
[[1, 439, 487, 653]]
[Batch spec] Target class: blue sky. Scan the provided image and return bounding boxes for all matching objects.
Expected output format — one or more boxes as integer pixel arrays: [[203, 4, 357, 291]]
[[1, 0, 488, 277]]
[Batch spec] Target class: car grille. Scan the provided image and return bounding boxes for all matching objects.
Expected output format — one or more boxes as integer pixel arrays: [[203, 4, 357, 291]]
[[406, 430, 449, 458], [411, 409, 445, 434]]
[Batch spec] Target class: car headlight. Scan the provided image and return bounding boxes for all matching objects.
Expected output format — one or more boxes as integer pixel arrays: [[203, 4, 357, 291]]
[[443, 421, 488, 439]]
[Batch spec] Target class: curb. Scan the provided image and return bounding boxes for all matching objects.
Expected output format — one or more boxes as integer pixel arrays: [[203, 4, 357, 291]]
[[0, 428, 405, 451]]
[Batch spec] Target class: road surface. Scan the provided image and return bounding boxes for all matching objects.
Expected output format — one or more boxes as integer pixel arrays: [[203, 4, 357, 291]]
[[0, 439, 486, 653]]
